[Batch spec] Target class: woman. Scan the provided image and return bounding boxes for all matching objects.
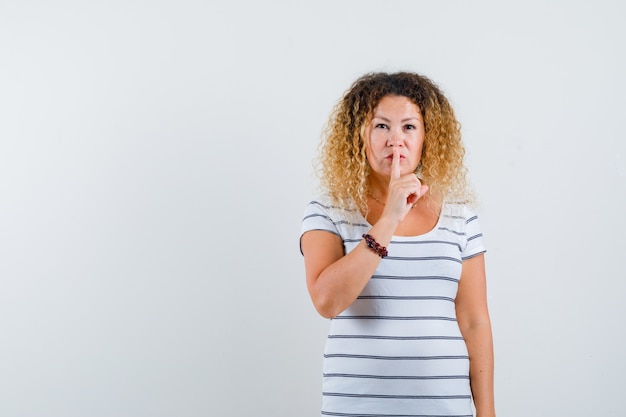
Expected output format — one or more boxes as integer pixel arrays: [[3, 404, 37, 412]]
[[300, 72, 495, 417]]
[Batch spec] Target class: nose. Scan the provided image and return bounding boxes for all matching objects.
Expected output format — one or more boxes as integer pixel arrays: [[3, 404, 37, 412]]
[[386, 132, 403, 147]]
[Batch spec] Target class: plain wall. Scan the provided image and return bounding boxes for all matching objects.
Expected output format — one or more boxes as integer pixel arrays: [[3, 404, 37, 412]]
[[1, 1, 625, 416]]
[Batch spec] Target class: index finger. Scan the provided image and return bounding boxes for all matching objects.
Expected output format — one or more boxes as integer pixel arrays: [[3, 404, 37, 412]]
[[391, 147, 401, 180]]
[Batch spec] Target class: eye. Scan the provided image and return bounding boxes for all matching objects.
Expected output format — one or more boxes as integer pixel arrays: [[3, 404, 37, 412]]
[[404, 124, 416, 130], [375, 123, 389, 129]]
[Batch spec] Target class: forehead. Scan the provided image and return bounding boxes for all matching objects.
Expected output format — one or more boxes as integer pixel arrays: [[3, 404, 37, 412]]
[[372, 95, 421, 118]]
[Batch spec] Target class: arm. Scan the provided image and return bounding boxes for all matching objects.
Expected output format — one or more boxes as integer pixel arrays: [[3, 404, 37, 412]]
[[301, 217, 396, 318], [455, 253, 495, 417], [301, 148, 426, 318]]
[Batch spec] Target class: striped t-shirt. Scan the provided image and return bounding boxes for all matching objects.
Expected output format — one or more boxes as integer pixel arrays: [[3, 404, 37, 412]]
[[300, 196, 486, 417]]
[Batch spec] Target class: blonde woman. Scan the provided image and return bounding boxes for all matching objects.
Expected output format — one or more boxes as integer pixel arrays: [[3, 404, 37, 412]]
[[300, 72, 495, 417]]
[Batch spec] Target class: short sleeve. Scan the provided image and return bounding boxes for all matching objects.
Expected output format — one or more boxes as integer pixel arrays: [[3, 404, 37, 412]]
[[461, 206, 486, 260], [299, 199, 342, 254]]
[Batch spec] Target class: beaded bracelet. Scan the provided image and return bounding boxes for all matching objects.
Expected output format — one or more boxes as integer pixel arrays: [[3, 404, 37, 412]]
[[362, 233, 388, 258]]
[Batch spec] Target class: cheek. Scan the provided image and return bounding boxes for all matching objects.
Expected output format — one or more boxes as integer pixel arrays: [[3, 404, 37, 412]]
[[367, 132, 387, 156], [415, 134, 425, 153], [369, 129, 386, 144]]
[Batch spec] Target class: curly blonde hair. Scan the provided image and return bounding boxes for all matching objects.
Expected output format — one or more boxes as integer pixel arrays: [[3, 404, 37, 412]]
[[317, 72, 472, 214]]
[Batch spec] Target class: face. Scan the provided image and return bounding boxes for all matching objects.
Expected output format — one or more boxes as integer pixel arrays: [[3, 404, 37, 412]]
[[363, 95, 425, 179]]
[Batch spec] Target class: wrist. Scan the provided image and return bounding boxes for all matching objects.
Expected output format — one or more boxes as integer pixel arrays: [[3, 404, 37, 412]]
[[371, 216, 398, 243], [362, 234, 388, 257]]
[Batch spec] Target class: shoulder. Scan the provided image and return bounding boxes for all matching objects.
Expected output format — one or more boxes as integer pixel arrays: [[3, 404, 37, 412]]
[[302, 195, 341, 223], [440, 201, 481, 225], [303, 195, 359, 222], [439, 202, 486, 258], [301, 195, 342, 234], [301, 195, 368, 237]]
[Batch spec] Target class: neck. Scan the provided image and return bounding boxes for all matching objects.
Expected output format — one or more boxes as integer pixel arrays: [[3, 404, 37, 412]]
[[367, 175, 390, 201]]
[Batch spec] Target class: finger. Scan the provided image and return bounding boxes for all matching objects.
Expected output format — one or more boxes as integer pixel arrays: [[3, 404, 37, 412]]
[[409, 184, 429, 206], [391, 147, 401, 180]]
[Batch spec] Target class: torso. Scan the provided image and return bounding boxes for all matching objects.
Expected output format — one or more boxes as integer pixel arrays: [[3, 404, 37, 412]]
[[300, 197, 483, 416]]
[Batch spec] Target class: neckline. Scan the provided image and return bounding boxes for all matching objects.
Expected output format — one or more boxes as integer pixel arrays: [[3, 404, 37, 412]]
[[360, 205, 445, 239]]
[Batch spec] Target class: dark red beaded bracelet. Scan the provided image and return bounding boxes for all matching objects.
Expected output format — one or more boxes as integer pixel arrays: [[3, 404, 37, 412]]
[[362, 233, 388, 258]]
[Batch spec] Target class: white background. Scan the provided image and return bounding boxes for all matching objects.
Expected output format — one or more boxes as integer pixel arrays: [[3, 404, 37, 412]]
[[1, 1, 625, 416]]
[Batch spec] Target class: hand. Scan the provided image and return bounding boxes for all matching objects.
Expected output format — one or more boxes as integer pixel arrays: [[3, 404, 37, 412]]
[[382, 147, 429, 223]]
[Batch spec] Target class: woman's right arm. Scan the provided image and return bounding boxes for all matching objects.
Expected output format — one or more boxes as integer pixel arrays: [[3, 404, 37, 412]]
[[301, 216, 397, 319]]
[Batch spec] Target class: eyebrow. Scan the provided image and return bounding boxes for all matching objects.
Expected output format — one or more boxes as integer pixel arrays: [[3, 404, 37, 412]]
[[372, 116, 421, 123]]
